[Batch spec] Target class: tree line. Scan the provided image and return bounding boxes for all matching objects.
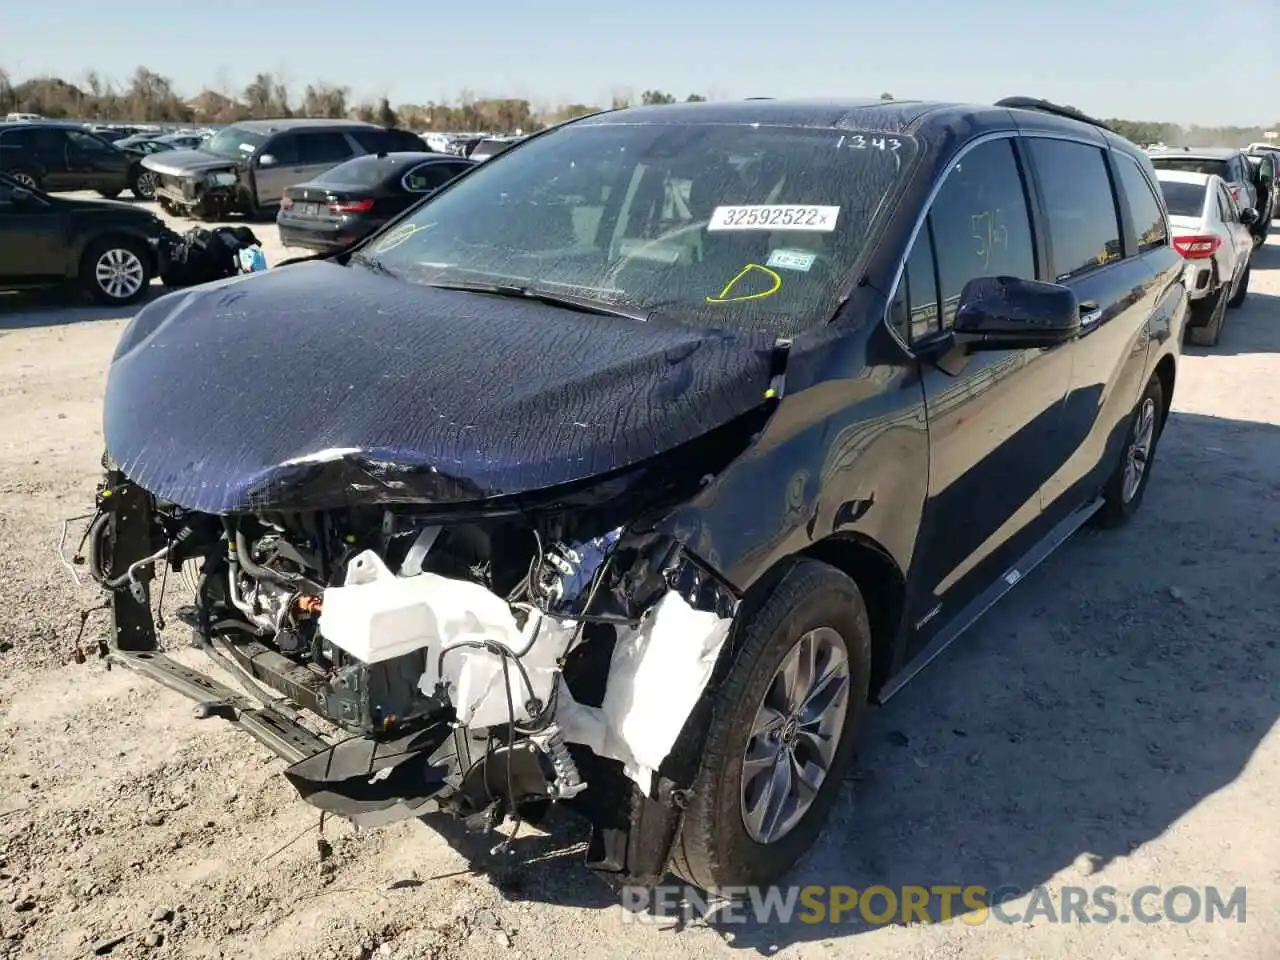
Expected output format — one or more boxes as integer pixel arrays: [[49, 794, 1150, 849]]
[[2, 67, 1274, 146]]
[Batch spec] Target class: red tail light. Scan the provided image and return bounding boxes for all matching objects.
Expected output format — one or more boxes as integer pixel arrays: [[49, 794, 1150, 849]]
[[280, 195, 293, 209], [328, 197, 374, 214], [1173, 234, 1221, 259]]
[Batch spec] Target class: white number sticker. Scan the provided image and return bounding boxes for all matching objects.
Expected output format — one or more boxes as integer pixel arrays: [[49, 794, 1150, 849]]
[[844, 134, 902, 151], [708, 205, 840, 232]]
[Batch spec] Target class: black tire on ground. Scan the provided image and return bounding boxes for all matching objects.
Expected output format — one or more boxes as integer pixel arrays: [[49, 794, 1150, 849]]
[[1186, 286, 1227, 347], [80, 236, 153, 306], [1227, 263, 1250, 309], [97, 188, 121, 199], [1095, 374, 1165, 529], [8, 169, 41, 191], [669, 557, 871, 890]]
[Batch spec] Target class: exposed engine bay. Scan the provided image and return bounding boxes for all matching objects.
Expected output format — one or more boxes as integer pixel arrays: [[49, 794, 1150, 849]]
[[76, 469, 739, 883]]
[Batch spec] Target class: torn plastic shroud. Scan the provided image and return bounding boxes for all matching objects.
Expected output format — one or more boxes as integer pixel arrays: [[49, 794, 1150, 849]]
[[103, 260, 779, 514]]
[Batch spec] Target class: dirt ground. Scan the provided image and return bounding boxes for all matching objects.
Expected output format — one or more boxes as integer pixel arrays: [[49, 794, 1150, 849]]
[[1, 199, 1278, 960]]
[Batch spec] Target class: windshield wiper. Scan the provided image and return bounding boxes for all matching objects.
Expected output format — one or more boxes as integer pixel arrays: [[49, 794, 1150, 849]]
[[350, 252, 395, 277], [424, 280, 653, 322]]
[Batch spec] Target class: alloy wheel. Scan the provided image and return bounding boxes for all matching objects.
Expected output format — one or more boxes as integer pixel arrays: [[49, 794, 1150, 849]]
[[740, 626, 851, 844], [95, 248, 145, 301], [1122, 397, 1157, 503], [11, 171, 36, 189], [134, 171, 157, 199]]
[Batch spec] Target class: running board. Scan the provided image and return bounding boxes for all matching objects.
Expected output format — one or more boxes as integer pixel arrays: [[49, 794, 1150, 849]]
[[109, 650, 331, 764], [875, 498, 1103, 704]]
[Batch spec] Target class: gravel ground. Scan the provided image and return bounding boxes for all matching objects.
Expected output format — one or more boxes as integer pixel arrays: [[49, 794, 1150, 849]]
[[1, 200, 1278, 960]]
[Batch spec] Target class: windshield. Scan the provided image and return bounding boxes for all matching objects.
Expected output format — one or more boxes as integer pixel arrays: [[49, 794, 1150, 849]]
[[362, 122, 919, 335], [1158, 180, 1206, 218], [201, 125, 267, 161]]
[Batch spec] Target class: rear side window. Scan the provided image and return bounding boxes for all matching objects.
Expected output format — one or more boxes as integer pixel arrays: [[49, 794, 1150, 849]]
[[929, 138, 1037, 328], [1114, 155, 1168, 253], [403, 161, 465, 193], [1027, 139, 1122, 280], [297, 131, 354, 164], [1158, 180, 1206, 218]]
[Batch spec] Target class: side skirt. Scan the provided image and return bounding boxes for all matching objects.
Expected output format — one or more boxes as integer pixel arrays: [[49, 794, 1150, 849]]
[[875, 496, 1103, 704]]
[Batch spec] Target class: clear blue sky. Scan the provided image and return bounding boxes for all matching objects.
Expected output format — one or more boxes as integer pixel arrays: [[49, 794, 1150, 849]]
[[3, 0, 1276, 126]]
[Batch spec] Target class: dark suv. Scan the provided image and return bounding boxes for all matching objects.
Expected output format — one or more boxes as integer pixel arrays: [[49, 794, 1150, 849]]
[[85, 97, 1185, 893], [0, 121, 150, 199], [142, 118, 426, 220]]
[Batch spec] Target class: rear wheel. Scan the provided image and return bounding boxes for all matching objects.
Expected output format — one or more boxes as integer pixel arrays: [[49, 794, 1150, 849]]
[[8, 169, 40, 190], [1186, 286, 1227, 346], [670, 558, 871, 890], [97, 188, 121, 200], [81, 237, 152, 306], [1227, 263, 1250, 309], [1095, 374, 1164, 528]]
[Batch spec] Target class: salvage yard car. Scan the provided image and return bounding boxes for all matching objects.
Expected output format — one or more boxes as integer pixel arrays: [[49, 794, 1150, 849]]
[[1155, 169, 1255, 346], [81, 97, 1185, 891], [0, 120, 154, 199], [0, 171, 168, 304], [277, 151, 475, 253], [142, 118, 427, 220]]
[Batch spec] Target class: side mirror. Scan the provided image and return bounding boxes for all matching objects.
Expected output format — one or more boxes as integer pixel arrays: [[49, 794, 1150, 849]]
[[257, 154, 277, 167], [952, 276, 1080, 350], [1239, 207, 1259, 226]]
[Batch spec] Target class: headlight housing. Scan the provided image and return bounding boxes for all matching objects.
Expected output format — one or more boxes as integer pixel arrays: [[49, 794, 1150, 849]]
[[207, 171, 237, 187]]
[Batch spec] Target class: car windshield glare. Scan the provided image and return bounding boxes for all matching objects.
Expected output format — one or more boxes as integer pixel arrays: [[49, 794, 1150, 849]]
[[363, 122, 919, 335], [202, 126, 266, 161]]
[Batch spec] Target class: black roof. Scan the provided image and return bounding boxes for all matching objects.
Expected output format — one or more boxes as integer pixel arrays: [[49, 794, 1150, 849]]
[[576, 96, 1131, 148]]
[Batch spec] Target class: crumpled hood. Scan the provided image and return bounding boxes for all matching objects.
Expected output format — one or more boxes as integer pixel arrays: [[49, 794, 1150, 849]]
[[104, 260, 778, 514], [140, 149, 237, 177]]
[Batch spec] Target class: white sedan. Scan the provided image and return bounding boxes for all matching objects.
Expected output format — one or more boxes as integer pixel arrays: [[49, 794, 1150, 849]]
[[1154, 168, 1256, 347]]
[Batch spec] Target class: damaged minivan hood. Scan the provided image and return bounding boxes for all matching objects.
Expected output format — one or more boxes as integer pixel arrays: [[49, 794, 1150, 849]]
[[104, 260, 778, 513]]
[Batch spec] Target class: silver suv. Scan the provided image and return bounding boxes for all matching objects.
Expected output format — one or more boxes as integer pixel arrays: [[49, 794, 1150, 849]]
[[142, 118, 426, 220]]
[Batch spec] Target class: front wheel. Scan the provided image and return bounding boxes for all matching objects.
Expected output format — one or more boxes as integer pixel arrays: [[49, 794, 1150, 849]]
[[1095, 374, 1164, 528], [670, 558, 871, 890], [131, 170, 157, 201], [81, 237, 152, 306], [8, 169, 40, 191]]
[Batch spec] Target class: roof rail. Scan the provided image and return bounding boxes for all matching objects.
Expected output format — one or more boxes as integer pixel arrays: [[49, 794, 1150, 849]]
[[994, 97, 1114, 133]]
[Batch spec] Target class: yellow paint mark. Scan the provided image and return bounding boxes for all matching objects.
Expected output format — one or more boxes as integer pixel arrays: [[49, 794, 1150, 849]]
[[373, 222, 434, 254], [705, 263, 783, 304]]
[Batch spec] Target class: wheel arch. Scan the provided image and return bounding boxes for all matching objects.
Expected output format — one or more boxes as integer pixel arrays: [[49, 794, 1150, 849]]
[[800, 532, 906, 696], [1153, 353, 1175, 425]]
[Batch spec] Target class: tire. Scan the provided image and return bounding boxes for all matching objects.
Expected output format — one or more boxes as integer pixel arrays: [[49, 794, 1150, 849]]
[[131, 170, 157, 201], [8, 169, 41, 191], [669, 558, 871, 890], [1186, 286, 1227, 347], [158, 198, 179, 216], [1227, 263, 1250, 309], [1095, 374, 1164, 528], [80, 236, 152, 306], [97, 189, 121, 200]]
